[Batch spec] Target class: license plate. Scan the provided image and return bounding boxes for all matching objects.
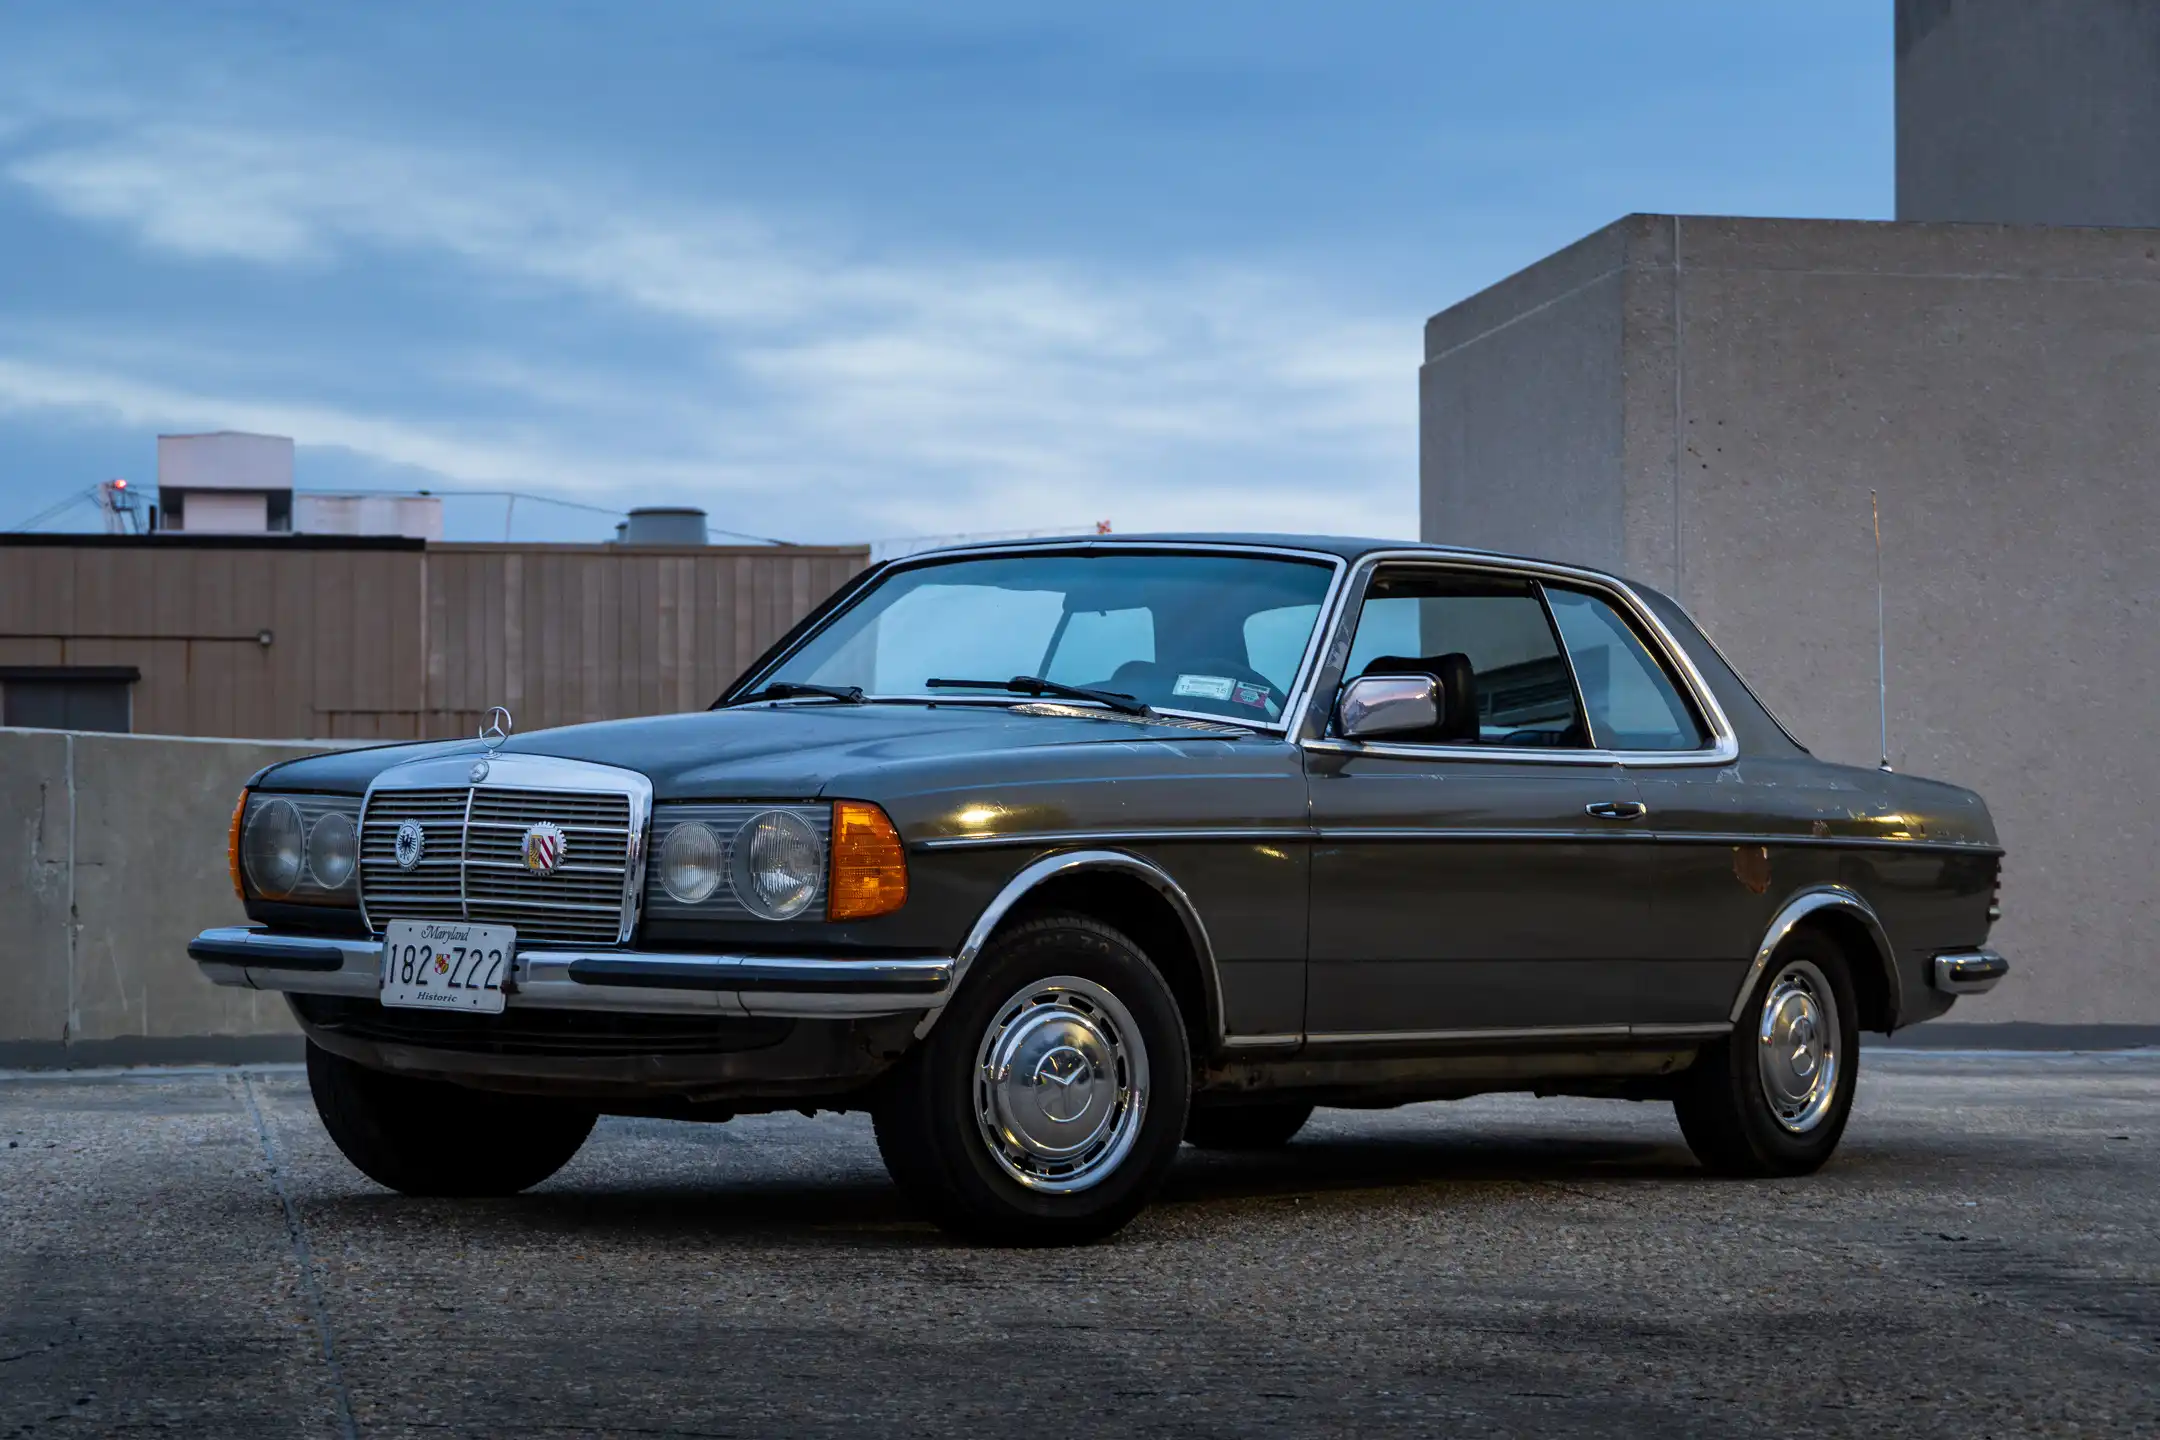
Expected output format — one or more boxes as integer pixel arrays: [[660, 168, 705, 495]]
[[380, 920, 514, 1014]]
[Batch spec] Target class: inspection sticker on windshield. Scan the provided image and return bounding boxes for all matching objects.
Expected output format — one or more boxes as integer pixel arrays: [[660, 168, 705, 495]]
[[1172, 674, 1235, 700]]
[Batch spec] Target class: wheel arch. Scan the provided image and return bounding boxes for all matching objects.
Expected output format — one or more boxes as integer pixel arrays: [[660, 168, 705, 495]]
[[918, 849, 1222, 1056], [1731, 885, 1901, 1032]]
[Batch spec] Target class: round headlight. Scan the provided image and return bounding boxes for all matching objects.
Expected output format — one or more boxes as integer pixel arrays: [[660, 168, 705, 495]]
[[659, 820, 723, 904], [730, 810, 823, 920], [307, 811, 357, 890], [242, 798, 306, 899]]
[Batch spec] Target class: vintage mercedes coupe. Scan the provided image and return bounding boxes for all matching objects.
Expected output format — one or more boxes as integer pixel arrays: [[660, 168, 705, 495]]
[[192, 535, 2007, 1243]]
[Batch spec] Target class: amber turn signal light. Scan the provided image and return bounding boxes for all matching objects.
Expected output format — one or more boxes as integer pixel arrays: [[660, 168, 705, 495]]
[[828, 800, 908, 920], [227, 789, 250, 901]]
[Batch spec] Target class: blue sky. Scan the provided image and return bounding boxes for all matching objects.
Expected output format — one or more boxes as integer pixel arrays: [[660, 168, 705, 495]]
[[0, 1, 1890, 545]]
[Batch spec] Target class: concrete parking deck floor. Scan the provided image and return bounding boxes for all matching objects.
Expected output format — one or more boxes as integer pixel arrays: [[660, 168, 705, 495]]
[[3, 1051, 2156, 1438]]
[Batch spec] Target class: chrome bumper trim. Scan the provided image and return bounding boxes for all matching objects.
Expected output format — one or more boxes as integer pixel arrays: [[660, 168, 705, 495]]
[[1932, 949, 2009, 995], [189, 926, 954, 1019]]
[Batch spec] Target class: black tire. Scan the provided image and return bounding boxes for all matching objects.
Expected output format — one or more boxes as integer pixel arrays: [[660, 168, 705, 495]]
[[306, 1041, 596, 1196], [872, 914, 1191, 1245], [1673, 931, 1860, 1177], [1185, 1103, 1315, 1151]]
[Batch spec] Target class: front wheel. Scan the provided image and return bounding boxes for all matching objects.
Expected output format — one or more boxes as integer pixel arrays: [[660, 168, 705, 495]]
[[872, 914, 1191, 1245], [306, 1041, 596, 1196], [1673, 933, 1860, 1177]]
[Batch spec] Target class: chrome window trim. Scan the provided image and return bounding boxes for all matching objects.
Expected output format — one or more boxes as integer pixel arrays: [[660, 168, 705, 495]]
[[1686, 614, 1814, 754], [918, 847, 1224, 1045], [1294, 549, 1741, 769], [726, 540, 1353, 737], [1730, 885, 1899, 1028], [360, 752, 655, 946]]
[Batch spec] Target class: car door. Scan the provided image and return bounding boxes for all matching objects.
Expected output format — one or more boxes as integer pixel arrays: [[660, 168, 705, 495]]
[[1541, 583, 1759, 1027], [1303, 563, 1658, 1039]]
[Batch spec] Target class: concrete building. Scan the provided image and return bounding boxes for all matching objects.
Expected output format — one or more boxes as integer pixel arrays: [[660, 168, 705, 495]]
[[1897, 0, 2160, 228], [1420, 3, 2160, 1033], [0, 534, 869, 740]]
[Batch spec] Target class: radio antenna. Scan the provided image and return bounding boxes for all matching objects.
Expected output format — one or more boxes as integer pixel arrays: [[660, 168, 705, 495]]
[[1873, 490, 1891, 772]]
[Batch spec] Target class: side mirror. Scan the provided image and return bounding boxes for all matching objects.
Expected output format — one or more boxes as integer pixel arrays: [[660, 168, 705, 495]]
[[1337, 674, 1439, 739]]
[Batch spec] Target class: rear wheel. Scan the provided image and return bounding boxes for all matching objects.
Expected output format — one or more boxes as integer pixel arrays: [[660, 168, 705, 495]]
[[1185, 1103, 1314, 1151], [306, 1041, 596, 1196], [1673, 932, 1860, 1177], [872, 914, 1191, 1245]]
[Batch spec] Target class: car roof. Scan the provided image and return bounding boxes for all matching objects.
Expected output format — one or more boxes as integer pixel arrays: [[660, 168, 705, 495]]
[[896, 532, 1646, 586]]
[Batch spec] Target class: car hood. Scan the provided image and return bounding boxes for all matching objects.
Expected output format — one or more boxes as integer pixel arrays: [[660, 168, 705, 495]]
[[251, 703, 1244, 799]]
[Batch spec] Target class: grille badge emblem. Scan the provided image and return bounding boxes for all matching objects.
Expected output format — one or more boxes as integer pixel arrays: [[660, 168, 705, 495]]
[[394, 820, 426, 871], [469, 760, 490, 783], [522, 821, 567, 877]]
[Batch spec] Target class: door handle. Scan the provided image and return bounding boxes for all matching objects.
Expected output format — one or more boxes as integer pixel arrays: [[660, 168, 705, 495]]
[[1585, 801, 1647, 821]]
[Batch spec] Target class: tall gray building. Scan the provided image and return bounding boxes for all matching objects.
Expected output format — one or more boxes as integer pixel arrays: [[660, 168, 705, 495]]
[[1421, 4, 2160, 1033], [1897, 0, 2160, 227]]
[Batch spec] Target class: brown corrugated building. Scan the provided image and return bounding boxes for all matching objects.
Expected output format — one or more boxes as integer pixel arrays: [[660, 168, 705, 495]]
[[0, 534, 869, 741]]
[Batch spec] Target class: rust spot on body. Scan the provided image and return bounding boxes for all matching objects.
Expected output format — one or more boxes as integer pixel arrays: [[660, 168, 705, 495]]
[[1733, 845, 1772, 895]]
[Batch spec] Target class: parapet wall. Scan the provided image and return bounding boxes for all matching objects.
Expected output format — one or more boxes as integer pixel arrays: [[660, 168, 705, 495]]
[[0, 727, 335, 1065]]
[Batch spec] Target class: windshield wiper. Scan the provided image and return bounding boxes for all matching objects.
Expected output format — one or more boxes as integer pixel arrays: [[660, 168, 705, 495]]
[[926, 675, 1153, 718], [716, 681, 865, 708]]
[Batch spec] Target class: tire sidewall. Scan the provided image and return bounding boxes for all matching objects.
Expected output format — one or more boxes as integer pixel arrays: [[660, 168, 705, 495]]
[[910, 916, 1191, 1236], [1725, 936, 1862, 1169], [306, 1040, 594, 1196]]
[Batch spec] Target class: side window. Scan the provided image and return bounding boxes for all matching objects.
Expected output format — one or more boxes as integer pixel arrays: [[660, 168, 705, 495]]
[[1544, 588, 1706, 752], [1341, 570, 1585, 746]]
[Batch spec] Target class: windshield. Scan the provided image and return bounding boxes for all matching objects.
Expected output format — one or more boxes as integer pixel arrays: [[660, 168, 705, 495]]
[[754, 550, 1338, 724]]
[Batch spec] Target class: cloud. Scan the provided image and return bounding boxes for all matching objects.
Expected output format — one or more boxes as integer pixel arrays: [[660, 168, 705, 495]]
[[0, 107, 1416, 541]]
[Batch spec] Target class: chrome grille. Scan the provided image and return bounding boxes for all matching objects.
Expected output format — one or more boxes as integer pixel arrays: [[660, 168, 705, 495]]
[[359, 788, 466, 918], [361, 784, 636, 946]]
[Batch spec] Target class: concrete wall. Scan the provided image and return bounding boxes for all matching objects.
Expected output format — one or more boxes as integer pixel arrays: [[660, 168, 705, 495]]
[[0, 727, 341, 1064], [1897, 0, 2160, 228], [1422, 213, 2160, 1028]]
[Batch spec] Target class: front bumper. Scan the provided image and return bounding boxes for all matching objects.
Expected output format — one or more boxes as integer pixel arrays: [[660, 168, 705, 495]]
[[189, 926, 954, 1019]]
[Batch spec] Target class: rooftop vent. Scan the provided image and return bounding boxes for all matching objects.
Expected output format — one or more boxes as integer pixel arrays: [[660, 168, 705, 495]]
[[614, 507, 708, 546]]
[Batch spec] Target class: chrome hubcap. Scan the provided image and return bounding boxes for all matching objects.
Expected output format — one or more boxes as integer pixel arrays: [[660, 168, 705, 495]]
[[974, 975, 1148, 1194], [1757, 958, 1841, 1133]]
